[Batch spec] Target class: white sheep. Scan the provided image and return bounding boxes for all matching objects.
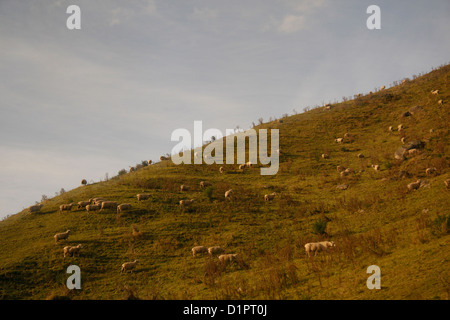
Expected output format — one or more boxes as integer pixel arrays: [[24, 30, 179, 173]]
[[77, 201, 91, 209], [357, 153, 364, 158], [121, 260, 139, 273], [86, 204, 100, 213], [117, 203, 132, 214], [304, 241, 335, 257], [321, 153, 329, 159], [388, 126, 393, 132], [218, 253, 239, 265], [59, 203, 74, 214], [335, 138, 343, 143], [264, 192, 277, 202], [336, 165, 346, 172], [99, 201, 118, 212], [401, 137, 406, 144], [425, 167, 437, 176], [407, 180, 421, 191], [408, 148, 419, 156], [192, 246, 208, 257], [208, 246, 226, 257], [137, 193, 151, 201], [245, 161, 253, 168], [28, 204, 43, 214], [398, 124, 404, 131], [219, 166, 224, 174], [147, 160, 152, 165], [431, 89, 439, 95], [438, 99, 443, 105], [225, 189, 233, 200], [54, 230, 71, 243], [64, 244, 82, 257], [380, 85, 386, 90], [371, 164, 380, 171], [238, 164, 246, 170], [180, 199, 194, 208], [180, 185, 190, 192]]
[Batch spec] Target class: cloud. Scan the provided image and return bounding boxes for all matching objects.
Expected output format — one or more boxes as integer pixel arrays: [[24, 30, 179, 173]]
[[277, 0, 328, 33], [278, 15, 306, 33], [190, 7, 218, 23]]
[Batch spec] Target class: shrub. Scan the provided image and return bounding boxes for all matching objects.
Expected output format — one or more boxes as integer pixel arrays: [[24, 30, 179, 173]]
[[312, 219, 328, 235], [203, 186, 214, 202], [118, 169, 127, 176]]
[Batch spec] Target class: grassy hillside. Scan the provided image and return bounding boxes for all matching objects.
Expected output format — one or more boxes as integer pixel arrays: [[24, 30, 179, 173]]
[[0, 65, 449, 300]]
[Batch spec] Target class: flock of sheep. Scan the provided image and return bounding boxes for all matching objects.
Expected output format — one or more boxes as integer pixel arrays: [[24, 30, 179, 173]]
[[25, 85, 448, 275]]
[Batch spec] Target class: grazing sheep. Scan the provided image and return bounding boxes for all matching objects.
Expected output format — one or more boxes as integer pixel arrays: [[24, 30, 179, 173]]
[[401, 137, 406, 144], [121, 260, 139, 273], [59, 203, 74, 214], [335, 138, 344, 143], [321, 153, 329, 159], [99, 201, 118, 212], [86, 204, 100, 213], [137, 193, 151, 201], [160, 156, 169, 161], [336, 165, 346, 172], [180, 185, 190, 192], [219, 166, 224, 174], [192, 246, 208, 257], [245, 161, 253, 168], [407, 180, 422, 191], [324, 104, 332, 110], [408, 148, 419, 156], [371, 164, 380, 171], [225, 189, 233, 200], [64, 244, 82, 258], [264, 192, 277, 202], [340, 168, 353, 177], [388, 126, 393, 132], [179, 199, 194, 208], [81, 179, 87, 186], [357, 153, 364, 158], [304, 241, 335, 257], [200, 181, 212, 189], [208, 246, 226, 257], [438, 99, 443, 105], [28, 204, 43, 214], [431, 89, 439, 95], [218, 253, 239, 265], [336, 184, 349, 190], [147, 160, 152, 165], [430, 129, 434, 133], [238, 164, 246, 170], [398, 124, 404, 132], [380, 85, 386, 90], [425, 167, 437, 176], [54, 230, 71, 243], [77, 201, 91, 210], [117, 203, 132, 214]]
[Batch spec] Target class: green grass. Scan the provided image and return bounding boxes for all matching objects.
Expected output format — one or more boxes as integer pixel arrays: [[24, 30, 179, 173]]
[[0, 65, 449, 300]]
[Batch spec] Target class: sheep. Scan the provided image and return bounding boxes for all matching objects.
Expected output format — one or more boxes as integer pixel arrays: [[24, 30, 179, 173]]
[[430, 129, 434, 133], [77, 201, 91, 210], [191, 246, 208, 257], [321, 153, 329, 159], [137, 193, 151, 201], [401, 137, 406, 144], [371, 164, 380, 171], [388, 126, 393, 132], [99, 201, 118, 212], [264, 192, 277, 202], [336, 165, 346, 172], [438, 99, 443, 105], [340, 168, 353, 177], [225, 189, 233, 200], [59, 203, 74, 214], [208, 246, 226, 257], [408, 148, 419, 156], [219, 166, 224, 174], [245, 161, 253, 168], [28, 204, 43, 214], [54, 230, 71, 243], [194, 152, 199, 159], [445, 178, 450, 189], [121, 260, 139, 273], [200, 181, 212, 189], [398, 124, 404, 131], [179, 199, 194, 208], [180, 185, 190, 192], [344, 132, 351, 139], [355, 93, 361, 98], [160, 156, 169, 161], [304, 241, 335, 257], [357, 153, 364, 158], [380, 85, 386, 91], [276, 149, 281, 155], [117, 203, 132, 214], [238, 164, 246, 170], [324, 104, 332, 110], [335, 138, 343, 143], [81, 179, 87, 186], [85, 204, 100, 213], [64, 244, 82, 258], [425, 167, 437, 176], [407, 180, 421, 191], [218, 253, 239, 265], [430, 89, 439, 95]]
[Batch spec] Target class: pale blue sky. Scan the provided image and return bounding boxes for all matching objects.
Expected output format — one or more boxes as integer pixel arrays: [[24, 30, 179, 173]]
[[0, 0, 449, 218]]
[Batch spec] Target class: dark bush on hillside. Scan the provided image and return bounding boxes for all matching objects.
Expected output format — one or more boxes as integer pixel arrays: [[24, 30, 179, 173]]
[[312, 219, 328, 235], [118, 169, 127, 176], [203, 186, 214, 202]]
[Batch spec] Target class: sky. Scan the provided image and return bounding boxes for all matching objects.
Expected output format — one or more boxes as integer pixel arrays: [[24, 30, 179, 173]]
[[0, 0, 449, 219]]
